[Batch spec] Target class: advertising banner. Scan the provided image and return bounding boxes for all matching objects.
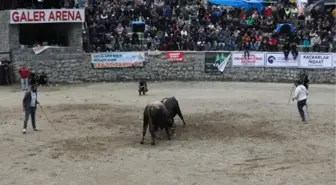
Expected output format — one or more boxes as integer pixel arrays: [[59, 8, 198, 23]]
[[299, 53, 333, 68], [231, 52, 265, 67], [10, 9, 85, 24], [32, 45, 59, 55], [33, 45, 50, 55], [204, 52, 231, 73], [265, 53, 299, 67], [91, 52, 145, 68], [166, 52, 183, 62]]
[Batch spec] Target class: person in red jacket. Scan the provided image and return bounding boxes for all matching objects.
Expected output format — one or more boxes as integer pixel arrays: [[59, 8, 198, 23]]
[[18, 67, 29, 91], [265, 6, 272, 17]]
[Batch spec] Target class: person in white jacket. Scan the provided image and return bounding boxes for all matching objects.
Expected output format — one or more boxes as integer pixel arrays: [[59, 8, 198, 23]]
[[292, 80, 309, 123]]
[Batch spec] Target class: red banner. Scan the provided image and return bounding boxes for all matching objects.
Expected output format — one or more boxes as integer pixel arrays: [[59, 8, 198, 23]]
[[166, 52, 183, 62]]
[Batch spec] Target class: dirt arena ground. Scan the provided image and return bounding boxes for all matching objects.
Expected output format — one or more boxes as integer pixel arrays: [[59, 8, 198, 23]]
[[0, 82, 335, 185]]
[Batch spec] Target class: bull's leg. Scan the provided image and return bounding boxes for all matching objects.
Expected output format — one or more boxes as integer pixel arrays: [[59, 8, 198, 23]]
[[140, 118, 148, 144], [171, 123, 177, 136], [149, 129, 156, 145], [165, 127, 171, 140]]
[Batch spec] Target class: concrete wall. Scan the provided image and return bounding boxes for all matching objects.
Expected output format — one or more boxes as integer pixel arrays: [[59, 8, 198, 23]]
[[68, 23, 83, 48], [13, 48, 336, 84], [0, 10, 10, 61]]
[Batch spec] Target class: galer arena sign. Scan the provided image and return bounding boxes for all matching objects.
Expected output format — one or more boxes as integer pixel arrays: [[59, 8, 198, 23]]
[[10, 9, 85, 24]]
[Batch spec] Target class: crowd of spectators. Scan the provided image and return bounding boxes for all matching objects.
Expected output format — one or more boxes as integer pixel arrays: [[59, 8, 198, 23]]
[[84, 0, 336, 53]]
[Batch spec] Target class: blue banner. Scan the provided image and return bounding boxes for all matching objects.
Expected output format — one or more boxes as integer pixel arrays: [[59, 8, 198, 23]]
[[91, 52, 145, 68]]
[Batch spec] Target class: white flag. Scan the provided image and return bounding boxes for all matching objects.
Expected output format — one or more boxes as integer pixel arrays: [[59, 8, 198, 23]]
[[217, 53, 231, 72]]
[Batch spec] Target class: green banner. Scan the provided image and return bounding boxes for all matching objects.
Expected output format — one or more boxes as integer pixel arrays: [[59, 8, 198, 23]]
[[204, 52, 231, 74]]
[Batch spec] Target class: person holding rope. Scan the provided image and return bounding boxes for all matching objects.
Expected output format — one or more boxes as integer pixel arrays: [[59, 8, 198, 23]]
[[22, 85, 40, 134], [292, 80, 309, 123]]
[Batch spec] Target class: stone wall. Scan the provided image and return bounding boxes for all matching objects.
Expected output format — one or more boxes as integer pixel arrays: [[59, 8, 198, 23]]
[[13, 48, 336, 84], [68, 24, 83, 49], [0, 11, 10, 61]]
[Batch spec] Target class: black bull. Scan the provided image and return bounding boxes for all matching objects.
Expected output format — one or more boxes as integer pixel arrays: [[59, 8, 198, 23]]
[[140, 101, 173, 145], [140, 97, 186, 145], [161, 97, 186, 129]]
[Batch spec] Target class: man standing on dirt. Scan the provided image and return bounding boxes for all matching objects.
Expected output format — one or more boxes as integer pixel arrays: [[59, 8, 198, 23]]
[[22, 85, 40, 134], [292, 80, 308, 123], [18, 66, 29, 91]]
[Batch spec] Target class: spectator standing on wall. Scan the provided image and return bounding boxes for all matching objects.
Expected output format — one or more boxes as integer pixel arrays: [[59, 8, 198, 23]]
[[18, 67, 29, 91], [242, 33, 250, 59]]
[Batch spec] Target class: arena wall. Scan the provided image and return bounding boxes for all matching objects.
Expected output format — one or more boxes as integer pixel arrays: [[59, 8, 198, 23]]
[[12, 48, 336, 84]]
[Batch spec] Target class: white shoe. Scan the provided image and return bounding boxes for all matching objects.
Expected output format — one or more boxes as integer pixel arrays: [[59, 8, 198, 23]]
[[22, 129, 26, 134]]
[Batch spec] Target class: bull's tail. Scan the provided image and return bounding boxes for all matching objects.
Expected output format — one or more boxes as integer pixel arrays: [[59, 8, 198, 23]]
[[177, 102, 186, 127], [140, 108, 148, 144]]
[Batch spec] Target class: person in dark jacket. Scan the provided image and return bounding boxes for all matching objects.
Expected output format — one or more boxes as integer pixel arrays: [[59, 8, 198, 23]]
[[22, 85, 40, 134], [29, 71, 37, 86], [38, 71, 48, 86], [138, 79, 148, 95], [299, 70, 310, 90]]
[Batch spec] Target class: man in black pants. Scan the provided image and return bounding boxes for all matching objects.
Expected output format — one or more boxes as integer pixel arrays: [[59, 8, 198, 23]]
[[291, 42, 298, 60], [292, 80, 309, 123], [283, 41, 290, 60], [22, 85, 40, 133], [138, 80, 148, 96]]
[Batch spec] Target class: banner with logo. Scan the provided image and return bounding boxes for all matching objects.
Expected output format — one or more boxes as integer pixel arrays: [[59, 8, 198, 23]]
[[166, 52, 183, 62], [10, 9, 85, 24], [265, 53, 299, 67], [32, 45, 59, 55], [299, 53, 333, 68], [33, 46, 50, 55], [204, 52, 231, 73], [91, 52, 145, 68], [231, 52, 265, 67]]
